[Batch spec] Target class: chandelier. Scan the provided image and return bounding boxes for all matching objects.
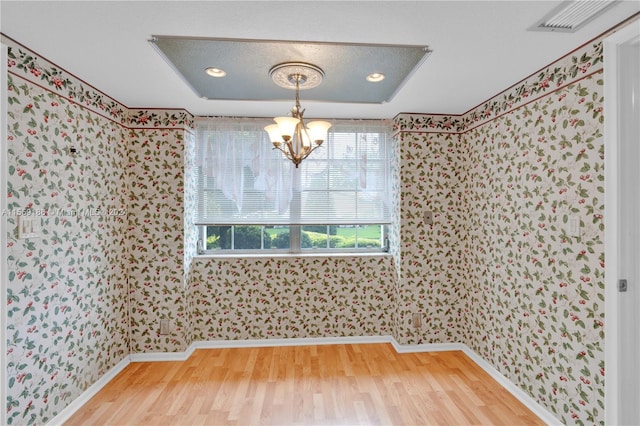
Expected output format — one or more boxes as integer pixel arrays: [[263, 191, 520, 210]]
[[264, 62, 332, 168]]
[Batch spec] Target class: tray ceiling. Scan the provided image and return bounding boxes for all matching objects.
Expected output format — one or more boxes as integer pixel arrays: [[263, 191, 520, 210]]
[[150, 36, 431, 103]]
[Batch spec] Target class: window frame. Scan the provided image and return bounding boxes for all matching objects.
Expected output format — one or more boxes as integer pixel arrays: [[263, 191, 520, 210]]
[[194, 118, 392, 255], [197, 224, 390, 255]]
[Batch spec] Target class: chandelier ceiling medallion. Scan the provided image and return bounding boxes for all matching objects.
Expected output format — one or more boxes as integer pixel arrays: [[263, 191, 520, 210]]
[[264, 62, 332, 168]]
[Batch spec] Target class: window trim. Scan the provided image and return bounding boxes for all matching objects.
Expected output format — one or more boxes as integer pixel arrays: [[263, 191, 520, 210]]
[[194, 117, 392, 255], [197, 224, 390, 255]]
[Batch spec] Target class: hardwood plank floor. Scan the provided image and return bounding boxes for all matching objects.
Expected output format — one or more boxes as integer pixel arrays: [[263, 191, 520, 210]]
[[65, 343, 545, 425]]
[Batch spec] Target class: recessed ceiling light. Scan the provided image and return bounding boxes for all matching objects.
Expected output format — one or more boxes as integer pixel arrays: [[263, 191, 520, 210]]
[[205, 67, 227, 77], [366, 73, 385, 83]]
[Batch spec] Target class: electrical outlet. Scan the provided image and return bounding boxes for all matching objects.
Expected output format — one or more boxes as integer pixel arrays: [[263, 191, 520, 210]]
[[569, 215, 580, 238], [423, 211, 433, 225], [18, 215, 41, 239], [412, 313, 422, 329], [159, 319, 170, 335]]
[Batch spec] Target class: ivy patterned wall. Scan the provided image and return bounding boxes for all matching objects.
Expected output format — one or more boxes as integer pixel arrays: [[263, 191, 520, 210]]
[[395, 40, 606, 425], [5, 43, 131, 424], [190, 256, 396, 340], [394, 126, 468, 345], [4, 39, 194, 424], [126, 110, 194, 354], [183, 130, 197, 349], [462, 52, 606, 425]]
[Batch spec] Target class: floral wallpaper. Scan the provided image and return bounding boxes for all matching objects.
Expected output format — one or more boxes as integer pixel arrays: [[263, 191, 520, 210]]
[[4, 39, 194, 424], [2, 21, 618, 426], [126, 125, 189, 354], [5, 46, 130, 423], [388, 124, 402, 342], [462, 69, 606, 425], [394, 40, 605, 425], [190, 256, 396, 340], [125, 108, 194, 354], [182, 130, 198, 347], [394, 130, 468, 345]]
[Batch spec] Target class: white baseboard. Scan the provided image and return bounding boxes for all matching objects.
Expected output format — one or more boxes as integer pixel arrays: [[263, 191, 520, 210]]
[[46, 336, 560, 426], [391, 339, 465, 353], [46, 356, 131, 426], [129, 335, 395, 362], [193, 335, 394, 350], [460, 345, 561, 426], [129, 345, 196, 362]]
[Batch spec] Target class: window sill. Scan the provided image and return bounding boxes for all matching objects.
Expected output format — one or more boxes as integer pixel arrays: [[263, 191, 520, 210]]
[[194, 251, 392, 260]]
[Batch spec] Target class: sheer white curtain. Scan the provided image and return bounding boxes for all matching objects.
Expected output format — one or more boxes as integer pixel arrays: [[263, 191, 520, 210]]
[[301, 119, 392, 224], [194, 117, 392, 225], [195, 117, 293, 224]]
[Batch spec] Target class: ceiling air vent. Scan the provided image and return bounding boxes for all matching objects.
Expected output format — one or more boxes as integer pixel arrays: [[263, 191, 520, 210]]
[[530, 0, 619, 32]]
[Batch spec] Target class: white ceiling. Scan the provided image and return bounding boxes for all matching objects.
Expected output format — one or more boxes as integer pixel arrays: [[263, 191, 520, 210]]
[[1, 1, 639, 119]]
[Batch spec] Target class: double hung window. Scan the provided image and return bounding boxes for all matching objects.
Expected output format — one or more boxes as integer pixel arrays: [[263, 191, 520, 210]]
[[194, 117, 392, 253]]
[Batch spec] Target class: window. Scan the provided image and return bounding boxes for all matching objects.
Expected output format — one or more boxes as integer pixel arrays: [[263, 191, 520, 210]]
[[194, 117, 392, 254]]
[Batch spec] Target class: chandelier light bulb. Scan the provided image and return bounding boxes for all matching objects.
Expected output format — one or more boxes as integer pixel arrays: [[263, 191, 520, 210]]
[[273, 116, 300, 140], [264, 124, 282, 147], [307, 121, 332, 143]]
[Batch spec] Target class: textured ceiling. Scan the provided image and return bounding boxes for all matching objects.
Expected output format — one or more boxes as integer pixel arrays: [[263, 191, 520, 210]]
[[1, 1, 639, 119], [150, 36, 431, 103]]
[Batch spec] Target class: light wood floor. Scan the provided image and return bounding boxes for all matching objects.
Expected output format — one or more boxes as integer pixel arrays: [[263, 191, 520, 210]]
[[65, 343, 545, 425]]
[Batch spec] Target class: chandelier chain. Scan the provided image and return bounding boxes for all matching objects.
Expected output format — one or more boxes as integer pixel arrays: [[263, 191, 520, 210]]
[[265, 63, 331, 168]]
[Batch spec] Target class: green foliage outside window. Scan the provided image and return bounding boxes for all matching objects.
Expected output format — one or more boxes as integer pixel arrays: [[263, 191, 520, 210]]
[[205, 224, 384, 251], [206, 225, 272, 250]]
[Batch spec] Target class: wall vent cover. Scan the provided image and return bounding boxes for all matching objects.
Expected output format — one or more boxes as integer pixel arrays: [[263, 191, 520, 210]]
[[530, 0, 619, 32]]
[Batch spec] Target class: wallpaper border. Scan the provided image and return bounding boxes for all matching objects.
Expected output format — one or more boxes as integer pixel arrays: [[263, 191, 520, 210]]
[[394, 39, 604, 134], [2, 35, 194, 132], [2, 34, 128, 126]]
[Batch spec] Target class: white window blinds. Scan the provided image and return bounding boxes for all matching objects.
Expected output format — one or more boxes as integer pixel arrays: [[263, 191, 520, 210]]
[[194, 117, 392, 225]]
